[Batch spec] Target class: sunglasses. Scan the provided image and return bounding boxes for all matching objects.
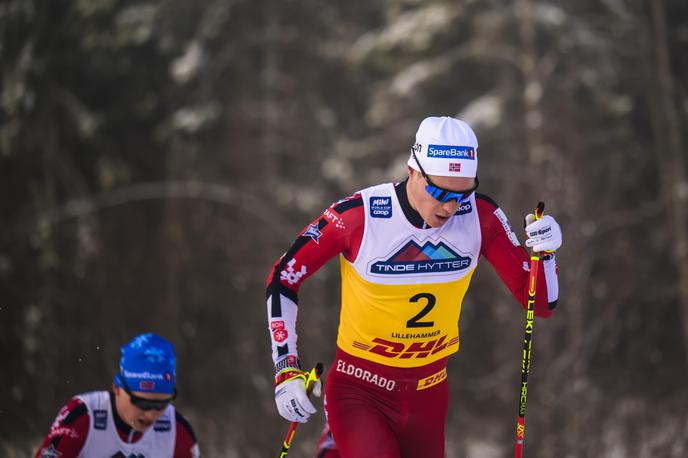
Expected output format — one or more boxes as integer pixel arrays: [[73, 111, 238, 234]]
[[117, 373, 177, 411], [410, 147, 479, 203]]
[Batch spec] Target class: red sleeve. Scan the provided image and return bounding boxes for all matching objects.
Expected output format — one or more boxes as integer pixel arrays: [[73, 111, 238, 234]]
[[35, 398, 89, 458], [266, 193, 365, 295], [476, 194, 553, 318], [266, 194, 365, 363], [174, 410, 200, 457]]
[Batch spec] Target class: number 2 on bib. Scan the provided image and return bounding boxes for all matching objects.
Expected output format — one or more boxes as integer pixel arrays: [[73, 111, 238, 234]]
[[407, 293, 436, 328]]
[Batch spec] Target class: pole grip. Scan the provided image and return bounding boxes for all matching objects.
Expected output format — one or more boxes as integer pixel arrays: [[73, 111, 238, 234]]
[[305, 362, 323, 396], [534, 201, 545, 220]]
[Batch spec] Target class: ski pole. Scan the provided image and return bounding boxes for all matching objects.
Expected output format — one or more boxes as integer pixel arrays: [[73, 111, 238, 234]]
[[279, 362, 324, 458], [514, 202, 546, 458]]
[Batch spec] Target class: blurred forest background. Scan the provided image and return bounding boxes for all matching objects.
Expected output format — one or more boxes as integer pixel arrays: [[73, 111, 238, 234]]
[[1, 0, 687, 457]]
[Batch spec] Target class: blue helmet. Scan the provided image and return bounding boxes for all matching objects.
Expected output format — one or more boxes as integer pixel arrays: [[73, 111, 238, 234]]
[[114, 333, 176, 394]]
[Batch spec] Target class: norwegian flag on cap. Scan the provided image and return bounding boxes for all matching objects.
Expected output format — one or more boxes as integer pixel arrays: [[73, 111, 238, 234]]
[[140, 380, 155, 390]]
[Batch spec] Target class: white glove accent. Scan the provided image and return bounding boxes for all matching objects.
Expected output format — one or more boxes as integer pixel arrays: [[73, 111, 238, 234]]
[[524, 214, 562, 252], [311, 379, 322, 397], [543, 256, 559, 303], [274, 376, 320, 423]]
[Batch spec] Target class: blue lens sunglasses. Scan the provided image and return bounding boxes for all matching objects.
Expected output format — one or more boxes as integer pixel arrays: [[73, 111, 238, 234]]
[[410, 147, 479, 203]]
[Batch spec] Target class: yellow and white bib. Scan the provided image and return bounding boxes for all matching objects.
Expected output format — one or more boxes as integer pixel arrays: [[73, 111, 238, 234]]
[[337, 183, 481, 368]]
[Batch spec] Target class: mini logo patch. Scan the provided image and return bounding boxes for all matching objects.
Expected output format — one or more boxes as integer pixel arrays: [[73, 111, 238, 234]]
[[93, 410, 108, 430], [370, 197, 392, 218]]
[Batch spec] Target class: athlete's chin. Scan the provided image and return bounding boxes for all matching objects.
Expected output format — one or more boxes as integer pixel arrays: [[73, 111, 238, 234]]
[[431, 215, 450, 227], [134, 418, 154, 431]]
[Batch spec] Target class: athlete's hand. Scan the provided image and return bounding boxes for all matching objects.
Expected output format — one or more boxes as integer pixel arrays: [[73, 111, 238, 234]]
[[524, 214, 562, 252], [274, 369, 321, 423]]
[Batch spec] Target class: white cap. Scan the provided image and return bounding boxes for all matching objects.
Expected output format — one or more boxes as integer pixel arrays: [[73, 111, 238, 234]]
[[407, 116, 478, 178]]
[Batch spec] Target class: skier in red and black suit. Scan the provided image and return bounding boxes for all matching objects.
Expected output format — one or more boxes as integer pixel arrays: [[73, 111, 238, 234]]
[[266, 116, 563, 458], [35, 333, 199, 458]]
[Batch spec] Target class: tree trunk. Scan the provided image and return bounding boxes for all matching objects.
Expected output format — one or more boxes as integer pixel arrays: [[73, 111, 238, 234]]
[[647, 0, 688, 361]]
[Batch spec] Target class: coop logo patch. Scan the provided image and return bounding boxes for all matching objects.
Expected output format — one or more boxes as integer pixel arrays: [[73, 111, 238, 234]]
[[369, 197, 392, 218], [370, 240, 471, 275], [154, 418, 171, 432], [427, 144, 475, 159], [456, 201, 472, 215]]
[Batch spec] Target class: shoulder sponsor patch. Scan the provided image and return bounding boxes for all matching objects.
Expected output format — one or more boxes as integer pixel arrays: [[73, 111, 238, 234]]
[[369, 196, 392, 218], [93, 409, 108, 430], [48, 426, 79, 439], [323, 208, 346, 229], [493, 208, 521, 247], [51, 405, 70, 428]]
